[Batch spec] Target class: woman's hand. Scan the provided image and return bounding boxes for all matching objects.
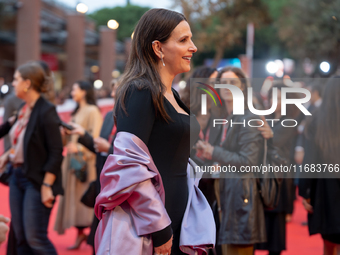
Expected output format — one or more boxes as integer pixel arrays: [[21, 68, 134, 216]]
[[67, 142, 78, 154], [154, 235, 173, 255], [0, 151, 10, 173], [41, 185, 55, 208], [302, 198, 313, 213], [94, 137, 110, 153], [0, 215, 10, 245], [196, 140, 214, 160], [69, 122, 86, 136], [8, 116, 16, 125], [257, 117, 273, 140]]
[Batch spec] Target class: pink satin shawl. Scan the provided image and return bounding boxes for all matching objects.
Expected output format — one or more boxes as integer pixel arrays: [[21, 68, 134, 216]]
[[94, 132, 215, 254]]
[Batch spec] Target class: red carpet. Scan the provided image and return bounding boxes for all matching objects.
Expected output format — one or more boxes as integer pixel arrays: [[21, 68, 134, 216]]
[[0, 185, 92, 255], [255, 195, 323, 255], [0, 182, 322, 255]]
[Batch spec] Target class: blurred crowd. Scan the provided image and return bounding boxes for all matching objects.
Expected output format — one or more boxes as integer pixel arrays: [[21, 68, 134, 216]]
[[0, 59, 339, 255]]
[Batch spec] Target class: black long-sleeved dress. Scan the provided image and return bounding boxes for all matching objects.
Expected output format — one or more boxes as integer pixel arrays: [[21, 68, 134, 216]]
[[115, 85, 200, 254]]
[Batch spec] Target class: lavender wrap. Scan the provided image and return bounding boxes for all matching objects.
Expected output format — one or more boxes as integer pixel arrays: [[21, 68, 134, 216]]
[[95, 131, 215, 254]]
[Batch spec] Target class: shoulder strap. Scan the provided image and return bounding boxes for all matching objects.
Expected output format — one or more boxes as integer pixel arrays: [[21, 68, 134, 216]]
[[263, 139, 268, 165]]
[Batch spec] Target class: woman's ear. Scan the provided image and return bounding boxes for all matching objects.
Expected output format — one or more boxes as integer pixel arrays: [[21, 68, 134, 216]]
[[152, 40, 163, 59], [24, 79, 31, 91]]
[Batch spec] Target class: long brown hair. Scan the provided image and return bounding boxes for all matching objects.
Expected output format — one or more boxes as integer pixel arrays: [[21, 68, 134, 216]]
[[115, 8, 187, 122], [216, 66, 250, 117], [312, 76, 340, 163]]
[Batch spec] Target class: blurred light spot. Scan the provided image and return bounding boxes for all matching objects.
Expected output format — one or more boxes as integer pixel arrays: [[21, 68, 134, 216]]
[[266, 61, 278, 74], [91, 65, 99, 73], [179, 80, 186, 89], [111, 70, 120, 78], [1, 84, 9, 94], [107, 20, 119, 30], [320, 61, 330, 73], [76, 3, 88, 13], [94, 80, 103, 89]]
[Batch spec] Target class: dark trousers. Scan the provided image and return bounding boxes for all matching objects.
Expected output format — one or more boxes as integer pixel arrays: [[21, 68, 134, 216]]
[[9, 167, 57, 255]]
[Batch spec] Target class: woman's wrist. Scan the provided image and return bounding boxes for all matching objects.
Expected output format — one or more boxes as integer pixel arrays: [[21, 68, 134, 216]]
[[151, 225, 173, 248], [42, 182, 52, 188]]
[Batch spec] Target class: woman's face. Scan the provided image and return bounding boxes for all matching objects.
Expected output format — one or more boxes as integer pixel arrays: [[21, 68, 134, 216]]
[[71, 83, 86, 103], [209, 71, 218, 79], [12, 71, 30, 99], [161, 21, 197, 75], [219, 71, 243, 102]]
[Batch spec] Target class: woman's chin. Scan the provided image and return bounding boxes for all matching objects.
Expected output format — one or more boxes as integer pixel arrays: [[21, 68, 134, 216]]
[[180, 65, 191, 73], [15, 92, 22, 99]]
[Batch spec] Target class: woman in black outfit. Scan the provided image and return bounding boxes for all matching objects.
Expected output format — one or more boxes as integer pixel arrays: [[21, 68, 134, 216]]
[[299, 76, 340, 255], [256, 83, 300, 255], [0, 62, 63, 255], [96, 8, 199, 255]]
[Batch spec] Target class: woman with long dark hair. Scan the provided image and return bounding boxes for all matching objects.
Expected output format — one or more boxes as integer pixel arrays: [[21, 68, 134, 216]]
[[54, 80, 103, 250], [0, 61, 63, 255], [94, 8, 215, 255], [300, 76, 340, 255]]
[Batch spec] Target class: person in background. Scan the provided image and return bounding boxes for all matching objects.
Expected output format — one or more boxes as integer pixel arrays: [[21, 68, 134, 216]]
[[0, 61, 63, 255], [294, 82, 323, 166], [66, 79, 118, 254], [299, 76, 340, 255], [256, 82, 300, 255], [54, 80, 103, 250], [197, 66, 267, 255], [1, 60, 55, 255]]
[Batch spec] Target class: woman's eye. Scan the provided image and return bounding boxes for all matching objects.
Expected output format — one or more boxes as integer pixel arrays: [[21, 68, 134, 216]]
[[180, 38, 186, 42]]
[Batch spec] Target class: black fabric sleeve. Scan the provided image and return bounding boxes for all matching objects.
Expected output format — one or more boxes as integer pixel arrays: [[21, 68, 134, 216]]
[[0, 121, 11, 139], [116, 86, 155, 145], [41, 106, 64, 175], [78, 131, 96, 153], [151, 226, 173, 247], [116, 86, 173, 245]]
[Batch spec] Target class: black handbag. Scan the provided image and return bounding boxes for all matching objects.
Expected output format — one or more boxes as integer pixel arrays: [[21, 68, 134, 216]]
[[69, 152, 87, 183], [0, 163, 13, 186], [81, 181, 97, 208], [257, 139, 285, 209]]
